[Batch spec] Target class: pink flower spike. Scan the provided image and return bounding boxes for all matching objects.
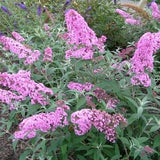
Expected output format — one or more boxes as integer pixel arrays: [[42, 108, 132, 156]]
[[125, 18, 140, 25], [0, 70, 53, 105], [64, 9, 106, 60], [12, 31, 25, 42], [116, 9, 132, 19], [143, 145, 154, 154], [14, 107, 69, 139], [151, 2, 160, 21], [71, 109, 127, 142], [43, 47, 53, 62]]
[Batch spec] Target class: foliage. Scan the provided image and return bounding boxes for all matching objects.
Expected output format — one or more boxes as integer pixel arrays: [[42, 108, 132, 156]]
[[0, 1, 160, 160]]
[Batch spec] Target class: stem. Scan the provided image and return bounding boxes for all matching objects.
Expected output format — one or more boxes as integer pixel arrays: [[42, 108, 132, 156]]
[[122, 142, 130, 160], [139, 118, 152, 137]]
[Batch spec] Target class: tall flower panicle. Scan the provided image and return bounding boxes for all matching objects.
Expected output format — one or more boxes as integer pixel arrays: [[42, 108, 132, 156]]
[[131, 32, 153, 87], [0, 35, 31, 58], [43, 47, 53, 62], [151, 2, 160, 21], [0, 70, 53, 105], [113, 0, 117, 5], [0, 35, 40, 65], [131, 31, 160, 87], [12, 31, 25, 42], [64, 9, 106, 60], [85, 6, 92, 13], [15, 3, 27, 10], [152, 32, 160, 52], [1, 6, 12, 16], [14, 106, 69, 139], [116, 9, 141, 25], [65, 0, 72, 5], [132, 32, 154, 73], [37, 4, 42, 16], [125, 18, 140, 25], [71, 109, 127, 142], [116, 9, 132, 19]]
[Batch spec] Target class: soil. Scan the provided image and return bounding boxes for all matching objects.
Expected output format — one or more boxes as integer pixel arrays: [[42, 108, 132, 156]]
[[0, 107, 24, 160]]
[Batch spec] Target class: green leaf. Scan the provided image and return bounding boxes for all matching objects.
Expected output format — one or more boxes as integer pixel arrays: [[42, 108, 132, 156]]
[[134, 150, 140, 159], [125, 97, 139, 110], [34, 140, 46, 153], [19, 150, 31, 160], [149, 126, 160, 133], [120, 137, 130, 146], [153, 135, 160, 148], [7, 121, 12, 131], [111, 154, 122, 160], [0, 132, 5, 137], [94, 151, 100, 160], [12, 140, 18, 152], [61, 144, 67, 159], [103, 145, 114, 149], [115, 144, 120, 156], [137, 107, 143, 119], [77, 155, 87, 160], [32, 74, 44, 81], [130, 137, 140, 147], [46, 67, 56, 75], [85, 149, 96, 156], [128, 114, 138, 124], [137, 137, 148, 144], [76, 96, 86, 109]]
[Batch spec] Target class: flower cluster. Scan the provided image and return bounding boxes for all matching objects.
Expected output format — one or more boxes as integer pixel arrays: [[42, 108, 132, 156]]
[[44, 23, 51, 31], [130, 31, 160, 87], [93, 68, 103, 73], [43, 47, 53, 62], [14, 106, 69, 139], [71, 109, 127, 142], [24, 50, 41, 65], [12, 31, 25, 42], [68, 82, 118, 108], [118, 46, 135, 59], [0, 70, 53, 106], [64, 9, 106, 60], [141, 145, 154, 157], [67, 82, 94, 92], [0, 35, 41, 65], [151, 2, 160, 21], [93, 88, 118, 108], [116, 9, 140, 25], [152, 32, 160, 52], [0, 88, 25, 110]]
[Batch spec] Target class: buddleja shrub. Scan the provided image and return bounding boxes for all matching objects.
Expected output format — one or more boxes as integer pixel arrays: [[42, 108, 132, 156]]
[[0, 2, 160, 160]]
